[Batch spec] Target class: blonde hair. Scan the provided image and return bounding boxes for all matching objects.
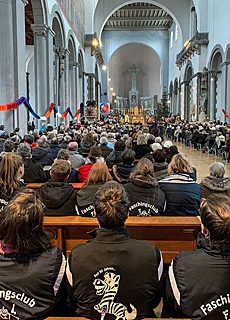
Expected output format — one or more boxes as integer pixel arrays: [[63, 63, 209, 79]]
[[168, 153, 193, 175], [137, 134, 147, 145], [129, 158, 156, 183], [0, 153, 24, 199], [84, 162, 113, 186]]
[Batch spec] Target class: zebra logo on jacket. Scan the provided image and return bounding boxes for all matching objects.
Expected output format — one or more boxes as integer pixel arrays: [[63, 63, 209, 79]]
[[93, 272, 137, 320]]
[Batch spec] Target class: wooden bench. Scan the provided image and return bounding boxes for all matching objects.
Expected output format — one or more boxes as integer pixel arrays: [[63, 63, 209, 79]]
[[26, 183, 84, 190], [43, 216, 201, 264], [45, 318, 188, 320]]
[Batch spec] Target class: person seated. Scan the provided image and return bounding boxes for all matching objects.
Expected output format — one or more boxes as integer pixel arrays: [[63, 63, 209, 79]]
[[37, 160, 77, 216], [76, 162, 113, 217], [32, 138, 54, 167], [200, 162, 230, 198], [17, 143, 47, 183], [191, 129, 201, 148], [163, 194, 230, 319], [67, 141, 84, 168], [0, 153, 26, 211], [133, 134, 152, 159], [152, 149, 168, 181], [0, 190, 66, 319], [112, 149, 136, 184], [0, 140, 15, 162], [106, 141, 126, 168], [166, 145, 179, 164], [159, 153, 201, 216], [124, 158, 165, 216], [60, 135, 71, 149], [81, 132, 96, 153], [47, 137, 60, 159], [85, 146, 104, 164], [79, 156, 97, 183], [99, 137, 113, 160], [57, 149, 78, 183], [67, 181, 163, 318]]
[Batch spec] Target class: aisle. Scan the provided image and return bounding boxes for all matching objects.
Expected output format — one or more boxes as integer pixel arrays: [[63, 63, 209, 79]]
[[174, 142, 230, 183]]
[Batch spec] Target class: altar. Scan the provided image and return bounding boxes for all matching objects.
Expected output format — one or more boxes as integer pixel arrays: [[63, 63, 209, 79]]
[[128, 106, 146, 124]]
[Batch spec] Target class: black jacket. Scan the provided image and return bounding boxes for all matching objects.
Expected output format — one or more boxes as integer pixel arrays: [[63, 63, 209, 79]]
[[23, 158, 47, 183], [32, 147, 54, 167], [76, 183, 104, 217], [0, 246, 66, 320], [124, 179, 165, 216], [37, 180, 77, 216], [163, 233, 230, 320], [133, 144, 152, 159], [67, 227, 163, 319], [153, 162, 168, 181], [100, 144, 113, 159]]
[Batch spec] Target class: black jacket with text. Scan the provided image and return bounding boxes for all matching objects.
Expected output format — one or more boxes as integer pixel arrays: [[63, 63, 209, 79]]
[[67, 227, 163, 320], [163, 233, 230, 320]]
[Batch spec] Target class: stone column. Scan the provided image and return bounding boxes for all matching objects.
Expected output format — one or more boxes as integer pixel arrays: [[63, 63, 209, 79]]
[[31, 24, 48, 120], [69, 62, 78, 115], [0, 0, 27, 132], [209, 73, 216, 121], [196, 73, 202, 121], [86, 73, 95, 101], [226, 62, 230, 123], [46, 27, 55, 126]]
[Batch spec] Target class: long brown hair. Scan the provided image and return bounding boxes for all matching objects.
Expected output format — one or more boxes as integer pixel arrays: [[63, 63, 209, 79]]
[[0, 190, 51, 255], [84, 162, 113, 186], [129, 158, 157, 184], [0, 153, 24, 199]]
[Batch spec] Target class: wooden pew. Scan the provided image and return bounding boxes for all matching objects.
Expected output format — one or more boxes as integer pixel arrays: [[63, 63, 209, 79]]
[[45, 318, 189, 320], [43, 216, 201, 264], [26, 183, 84, 190]]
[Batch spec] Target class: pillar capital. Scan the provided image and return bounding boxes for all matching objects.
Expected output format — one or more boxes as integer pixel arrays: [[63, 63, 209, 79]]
[[69, 62, 79, 70], [31, 24, 48, 37], [21, 0, 29, 5]]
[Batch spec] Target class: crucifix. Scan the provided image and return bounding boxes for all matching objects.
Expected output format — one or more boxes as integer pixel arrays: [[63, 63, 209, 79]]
[[129, 64, 140, 91]]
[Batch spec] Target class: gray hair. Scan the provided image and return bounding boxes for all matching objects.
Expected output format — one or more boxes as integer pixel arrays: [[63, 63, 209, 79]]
[[137, 134, 147, 145], [17, 143, 31, 159], [209, 162, 225, 178], [100, 137, 108, 145], [123, 134, 129, 142]]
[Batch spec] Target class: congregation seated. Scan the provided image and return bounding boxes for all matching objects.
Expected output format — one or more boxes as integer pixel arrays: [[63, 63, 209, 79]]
[[124, 158, 165, 216], [32, 138, 54, 167], [133, 134, 152, 159], [159, 153, 201, 216], [163, 194, 230, 319], [76, 162, 113, 217], [106, 140, 126, 168], [112, 149, 136, 184], [59, 135, 71, 149], [0, 154, 26, 212], [47, 137, 61, 159], [79, 156, 97, 183], [37, 160, 77, 216], [67, 141, 84, 168], [67, 181, 163, 319], [166, 145, 179, 164], [152, 149, 168, 181], [17, 143, 47, 183], [200, 162, 230, 198], [57, 149, 79, 183], [0, 190, 66, 319]]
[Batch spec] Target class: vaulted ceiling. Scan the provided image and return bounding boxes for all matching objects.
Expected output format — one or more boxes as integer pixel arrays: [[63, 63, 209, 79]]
[[25, 0, 34, 45], [104, 2, 173, 32]]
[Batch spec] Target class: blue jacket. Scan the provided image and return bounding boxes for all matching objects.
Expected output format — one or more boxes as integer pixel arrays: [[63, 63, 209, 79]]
[[159, 173, 202, 216], [47, 144, 60, 159]]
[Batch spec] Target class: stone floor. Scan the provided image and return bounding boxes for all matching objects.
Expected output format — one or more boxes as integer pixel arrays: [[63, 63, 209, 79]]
[[174, 141, 230, 183]]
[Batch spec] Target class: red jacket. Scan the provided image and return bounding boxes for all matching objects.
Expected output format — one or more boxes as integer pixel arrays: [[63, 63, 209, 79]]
[[79, 164, 93, 182]]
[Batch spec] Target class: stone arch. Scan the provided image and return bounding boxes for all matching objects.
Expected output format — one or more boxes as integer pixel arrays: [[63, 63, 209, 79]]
[[226, 44, 230, 62], [95, 63, 99, 106], [184, 60, 193, 122], [78, 49, 85, 105], [173, 78, 179, 114], [209, 45, 224, 121], [31, 0, 48, 25], [94, 0, 190, 43], [52, 12, 65, 47]]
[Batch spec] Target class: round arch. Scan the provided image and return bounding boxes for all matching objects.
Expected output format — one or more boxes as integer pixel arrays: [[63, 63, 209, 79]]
[[78, 49, 85, 106], [208, 44, 224, 70], [31, 0, 48, 25], [184, 60, 193, 122], [226, 44, 230, 62], [94, 0, 190, 43]]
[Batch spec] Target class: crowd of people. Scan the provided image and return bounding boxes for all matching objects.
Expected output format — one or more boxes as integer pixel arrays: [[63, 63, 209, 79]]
[[0, 118, 229, 319]]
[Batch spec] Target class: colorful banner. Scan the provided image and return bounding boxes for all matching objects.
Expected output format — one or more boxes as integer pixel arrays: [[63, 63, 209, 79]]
[[0, 97, 80, 120], [100, 102, 110, 115], [84, 106, 97, 117], [222, 109, 230, 119]]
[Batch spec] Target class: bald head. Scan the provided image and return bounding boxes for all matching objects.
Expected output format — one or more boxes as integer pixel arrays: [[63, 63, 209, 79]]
[[68, 142, 78, 151]]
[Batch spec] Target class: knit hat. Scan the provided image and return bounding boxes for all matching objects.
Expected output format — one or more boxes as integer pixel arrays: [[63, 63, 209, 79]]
[[163, 141, 173, 149]]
